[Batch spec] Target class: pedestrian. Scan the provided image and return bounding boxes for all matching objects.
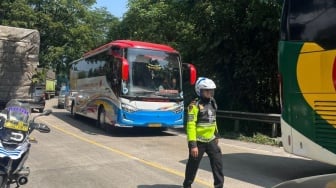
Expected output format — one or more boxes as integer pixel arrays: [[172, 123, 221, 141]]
[[183, 77, 224, 188]]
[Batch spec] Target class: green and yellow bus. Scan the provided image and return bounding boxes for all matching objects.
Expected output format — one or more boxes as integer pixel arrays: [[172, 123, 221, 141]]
[[279, 0, 336, 165]]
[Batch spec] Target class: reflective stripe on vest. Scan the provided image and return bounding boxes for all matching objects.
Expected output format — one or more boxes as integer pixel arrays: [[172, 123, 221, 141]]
[[197, 135, 215, 142], [196, 122, 216, 127]]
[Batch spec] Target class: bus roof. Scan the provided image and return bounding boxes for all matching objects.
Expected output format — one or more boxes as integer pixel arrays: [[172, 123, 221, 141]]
[[83, 40, 178, 58]]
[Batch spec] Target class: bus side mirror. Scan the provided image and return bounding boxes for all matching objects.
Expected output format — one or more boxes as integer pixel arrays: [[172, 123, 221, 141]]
[[122, 58, 129, 81], [183, 63, 197, 85]]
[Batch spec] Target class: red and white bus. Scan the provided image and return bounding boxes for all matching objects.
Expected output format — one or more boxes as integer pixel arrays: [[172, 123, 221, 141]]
[[67, 40, 196, 130]]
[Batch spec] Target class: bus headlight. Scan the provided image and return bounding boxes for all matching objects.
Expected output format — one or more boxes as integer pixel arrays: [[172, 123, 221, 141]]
[[172, 103, 184, 113], [121, 103, 138, 113]]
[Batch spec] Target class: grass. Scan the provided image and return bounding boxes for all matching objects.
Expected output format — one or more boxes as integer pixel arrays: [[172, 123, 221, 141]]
[[222, 132, 281, 146]]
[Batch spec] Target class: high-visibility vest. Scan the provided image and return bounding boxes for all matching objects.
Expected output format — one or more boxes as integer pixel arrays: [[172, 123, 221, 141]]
[[186, 99, 217, 143]]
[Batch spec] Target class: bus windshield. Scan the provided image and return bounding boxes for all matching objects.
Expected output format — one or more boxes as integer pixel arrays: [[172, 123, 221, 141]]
[[281, 0, 336, 49], [123, 48, 182, 99]]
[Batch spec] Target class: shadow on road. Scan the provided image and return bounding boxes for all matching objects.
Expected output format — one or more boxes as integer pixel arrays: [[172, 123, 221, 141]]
[[51, 110, 180, 138], [180, 152, 336, 188], [138, 185, 182, 188]]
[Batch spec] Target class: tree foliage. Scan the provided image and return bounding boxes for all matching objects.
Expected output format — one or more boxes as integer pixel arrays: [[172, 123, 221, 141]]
[[0, 0, 119, 74], [120, 0, 282, 113], [0, 0, 282, 113]]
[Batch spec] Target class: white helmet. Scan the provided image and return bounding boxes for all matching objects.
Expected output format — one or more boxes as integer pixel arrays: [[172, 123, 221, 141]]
[[195, 77, 216, 96]]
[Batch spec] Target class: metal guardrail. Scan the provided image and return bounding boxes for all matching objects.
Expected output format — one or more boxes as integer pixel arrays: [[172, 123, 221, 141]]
[[216, 110, 281, 137]]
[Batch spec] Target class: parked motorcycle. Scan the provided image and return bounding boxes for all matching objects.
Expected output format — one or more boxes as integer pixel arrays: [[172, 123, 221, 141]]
[[0, 99, 51, 188]]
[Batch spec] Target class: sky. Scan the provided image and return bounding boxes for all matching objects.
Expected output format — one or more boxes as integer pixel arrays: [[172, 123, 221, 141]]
[[94, 0, 128, 19]]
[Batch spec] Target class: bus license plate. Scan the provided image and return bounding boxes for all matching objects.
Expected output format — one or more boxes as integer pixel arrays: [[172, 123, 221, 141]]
[[148, 123, 162, 127]]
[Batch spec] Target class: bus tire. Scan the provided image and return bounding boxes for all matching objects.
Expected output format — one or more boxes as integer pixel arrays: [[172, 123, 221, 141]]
[[97, 106, 109, 131]]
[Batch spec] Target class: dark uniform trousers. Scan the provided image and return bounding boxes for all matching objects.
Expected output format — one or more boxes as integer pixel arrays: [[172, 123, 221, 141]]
[[183, 139, 224, 188]]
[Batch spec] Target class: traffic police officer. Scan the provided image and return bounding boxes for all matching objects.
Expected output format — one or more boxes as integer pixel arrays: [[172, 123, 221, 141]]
[[183, 77, 224, 188]]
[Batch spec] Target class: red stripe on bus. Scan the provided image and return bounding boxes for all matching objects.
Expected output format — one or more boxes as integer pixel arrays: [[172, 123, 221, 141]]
[[333, 57, 336, 91]]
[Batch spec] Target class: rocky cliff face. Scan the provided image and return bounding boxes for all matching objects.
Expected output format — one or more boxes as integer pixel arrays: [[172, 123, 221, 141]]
[[0, 25, 40, 103]]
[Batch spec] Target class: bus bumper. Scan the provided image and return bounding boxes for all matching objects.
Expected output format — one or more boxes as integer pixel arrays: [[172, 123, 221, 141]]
[[116, 110, 184, 128]]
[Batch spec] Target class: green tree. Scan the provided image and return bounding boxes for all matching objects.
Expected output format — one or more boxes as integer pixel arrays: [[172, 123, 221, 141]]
[[0, 0, 37, 28], [121, 0, 282, 113], [0, 0, 118, 77]]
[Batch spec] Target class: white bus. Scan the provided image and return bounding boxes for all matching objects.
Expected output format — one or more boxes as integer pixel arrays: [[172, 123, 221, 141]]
[[67, 40, 196, 130]]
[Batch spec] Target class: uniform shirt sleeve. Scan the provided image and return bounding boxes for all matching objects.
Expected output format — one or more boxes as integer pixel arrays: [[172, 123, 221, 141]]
[[187, 104, 198, 148]]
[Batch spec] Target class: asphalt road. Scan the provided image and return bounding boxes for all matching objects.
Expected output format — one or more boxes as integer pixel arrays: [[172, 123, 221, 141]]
[[22, 99, 336, 188]]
